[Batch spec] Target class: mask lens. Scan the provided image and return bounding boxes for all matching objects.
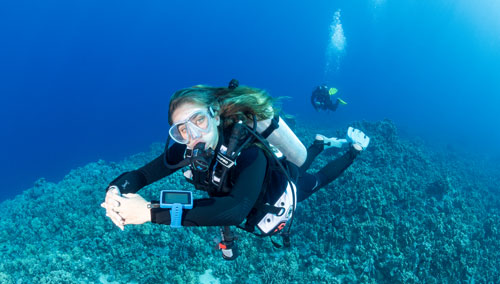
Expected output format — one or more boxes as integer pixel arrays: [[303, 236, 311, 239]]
[[189, 112, 209, 130], [169, 110, 212, 144], [169, 124, 189, 144]]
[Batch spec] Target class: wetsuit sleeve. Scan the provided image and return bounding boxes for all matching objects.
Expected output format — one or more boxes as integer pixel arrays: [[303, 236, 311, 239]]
[[150, 146, 267, 226], [107, 143, 186, 194]]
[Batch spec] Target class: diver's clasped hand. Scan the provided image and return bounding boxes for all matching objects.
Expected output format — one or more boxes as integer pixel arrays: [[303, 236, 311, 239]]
[[101, 186, 125, 230], [347, 127, 370, 151], [111, 193, 151, 226], [101, 187, 151, 230]]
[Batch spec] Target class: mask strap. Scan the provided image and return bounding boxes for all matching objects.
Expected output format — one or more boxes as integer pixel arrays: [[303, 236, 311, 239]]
[[208, 106, 215, 118]]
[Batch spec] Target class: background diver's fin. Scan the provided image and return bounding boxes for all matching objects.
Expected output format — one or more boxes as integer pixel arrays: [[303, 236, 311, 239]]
[[337, 98, 347, 105]]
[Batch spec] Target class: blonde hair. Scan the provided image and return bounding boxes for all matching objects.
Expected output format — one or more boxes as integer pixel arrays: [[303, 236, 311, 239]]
[[168, 85, 279, 128]]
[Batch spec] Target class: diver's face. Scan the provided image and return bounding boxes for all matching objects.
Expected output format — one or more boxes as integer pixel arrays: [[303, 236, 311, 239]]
[[171, 102, 220, 150]]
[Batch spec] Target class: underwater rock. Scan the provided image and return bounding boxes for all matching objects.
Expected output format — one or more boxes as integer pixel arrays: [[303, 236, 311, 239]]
[[0, 119, 499, 283], [425, 178, 451, 201]]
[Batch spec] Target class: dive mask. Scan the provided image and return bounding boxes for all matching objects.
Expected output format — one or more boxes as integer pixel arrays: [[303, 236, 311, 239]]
[[169, 109, 213, 144]]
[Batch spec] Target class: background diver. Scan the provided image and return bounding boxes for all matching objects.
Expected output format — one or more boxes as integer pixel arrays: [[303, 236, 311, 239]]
[[311, 84, 347, 112]]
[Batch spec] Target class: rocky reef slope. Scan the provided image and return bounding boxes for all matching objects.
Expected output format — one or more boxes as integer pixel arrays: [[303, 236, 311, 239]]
[[0, 120, 499, 283]]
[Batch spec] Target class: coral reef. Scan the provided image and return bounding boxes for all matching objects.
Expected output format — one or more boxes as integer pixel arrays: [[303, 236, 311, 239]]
[[0, 119, 499, 283]]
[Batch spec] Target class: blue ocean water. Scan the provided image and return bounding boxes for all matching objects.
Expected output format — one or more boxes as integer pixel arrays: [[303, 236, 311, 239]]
[[1, 0, 499, 202]]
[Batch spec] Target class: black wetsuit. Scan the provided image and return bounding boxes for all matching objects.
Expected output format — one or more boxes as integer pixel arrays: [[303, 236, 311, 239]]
[[311, 86, 339, 112], [108, 141, 359, 227]]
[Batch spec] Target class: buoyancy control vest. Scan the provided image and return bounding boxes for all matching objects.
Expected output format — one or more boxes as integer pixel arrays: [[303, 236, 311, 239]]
[[178, 116, 299, 238]]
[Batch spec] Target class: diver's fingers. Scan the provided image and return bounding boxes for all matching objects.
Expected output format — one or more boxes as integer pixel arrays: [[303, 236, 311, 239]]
[[112, 193, 142, 203], [106, 210, 125, 230], [105, 208, 121, 221], [102, 202, 124, 229], [105, 189, 122, 202], [111, 194, 129, 205], [101, 201, 118, 209], [101, 201, 119, 213], [106, 192, 121, 201], [101, 202, 112, 212], [104, 196, 120, 208]]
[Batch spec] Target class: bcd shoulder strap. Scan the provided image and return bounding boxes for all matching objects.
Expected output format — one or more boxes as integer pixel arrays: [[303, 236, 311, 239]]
[[259, 114, 280, 139]]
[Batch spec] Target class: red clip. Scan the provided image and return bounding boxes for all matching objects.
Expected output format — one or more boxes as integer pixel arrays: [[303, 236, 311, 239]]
[[278, 223, 286, 230], [273, 222, 287, 233], [218, 243, 227, 250]]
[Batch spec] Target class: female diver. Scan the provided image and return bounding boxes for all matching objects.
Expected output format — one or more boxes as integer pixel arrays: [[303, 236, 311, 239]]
[[101, 81, 370, 243]]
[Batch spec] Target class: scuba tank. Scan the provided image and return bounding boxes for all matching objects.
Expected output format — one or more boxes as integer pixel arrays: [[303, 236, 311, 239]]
[[227, 79, 307, 167], [248, 112, 307, 168]]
